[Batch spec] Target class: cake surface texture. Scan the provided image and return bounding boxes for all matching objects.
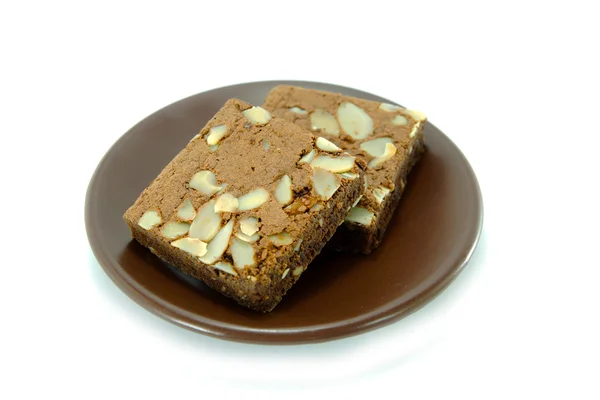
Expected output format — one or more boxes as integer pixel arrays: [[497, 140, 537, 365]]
[[263, 85, 426, 254], [123, 98, 365, 312]]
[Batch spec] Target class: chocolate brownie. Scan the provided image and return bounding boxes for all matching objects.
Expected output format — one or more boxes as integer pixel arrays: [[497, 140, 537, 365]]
[[263, 85, 425, 254], [123, 98, 365, 312]]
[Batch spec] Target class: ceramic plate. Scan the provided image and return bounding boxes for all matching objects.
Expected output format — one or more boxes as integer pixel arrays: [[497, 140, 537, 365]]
[[85, 80, 483, 344]]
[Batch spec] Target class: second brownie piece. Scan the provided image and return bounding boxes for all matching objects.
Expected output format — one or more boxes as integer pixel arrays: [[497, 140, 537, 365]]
[[263, 85, 426, 254], [123, 99, 365, 312]]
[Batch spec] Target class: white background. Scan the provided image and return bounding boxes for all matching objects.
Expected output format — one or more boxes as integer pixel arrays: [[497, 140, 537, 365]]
[[1, 1, 599, 398]]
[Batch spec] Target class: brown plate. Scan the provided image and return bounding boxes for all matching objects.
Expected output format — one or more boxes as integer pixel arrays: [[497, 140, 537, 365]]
[[85, 80, 483, 344]]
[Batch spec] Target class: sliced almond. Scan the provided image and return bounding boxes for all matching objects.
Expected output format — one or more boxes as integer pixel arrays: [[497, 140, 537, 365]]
[[242, 106, 271, 125], [171, 237, 208, 257], [177, 199, 196, 221], [310, 203, 324, 212], [282, 268, 290, 279], [268, 231, 294, 246], [230, 237, 256, 270], [235, 231, 260, 243], [209, 144, 219, 152], [392, 115, 408, 126], [409, 122, 421, 138], [214, 193, 239, 213], [373, 186, 391, 205], [274, 175, 293, 205], [345, 207, 375, 226], [293, 238, 303, 252], [189, 200, 221, 242], [337, 102, 373, 140], [311, 168, 341, 200], [404, 109, 427, 122], [359, 137, 394, 157], [189, 171, 222, 196], [352, 195, 363, 207], [199, 219, 233, 265], [298, 149, 316, 164], [161, 221, 191, 239], [238, 188, 269, 211], [138, 210, 161, 230], [310, 155, 355, 173], [310, 109, 340, 136], [239, 217, 259, 236], [289, 106, 308, 115], [293, 266, 304, 277], [368, 142, 397, 169], [206, 124, 228, 146], [379, 103, 403, 112], [316, 137, 342, 153], [339, 172, 359, 180], [212, 261, 237, 276]]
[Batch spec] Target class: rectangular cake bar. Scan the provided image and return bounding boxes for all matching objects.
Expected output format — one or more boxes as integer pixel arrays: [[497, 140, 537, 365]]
[[123, 98, 365, 312], [263, 85, 426, 254]]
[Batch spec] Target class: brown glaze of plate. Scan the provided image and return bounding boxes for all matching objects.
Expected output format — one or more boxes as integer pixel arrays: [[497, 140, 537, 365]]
[[85, 81, 483, 344]]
